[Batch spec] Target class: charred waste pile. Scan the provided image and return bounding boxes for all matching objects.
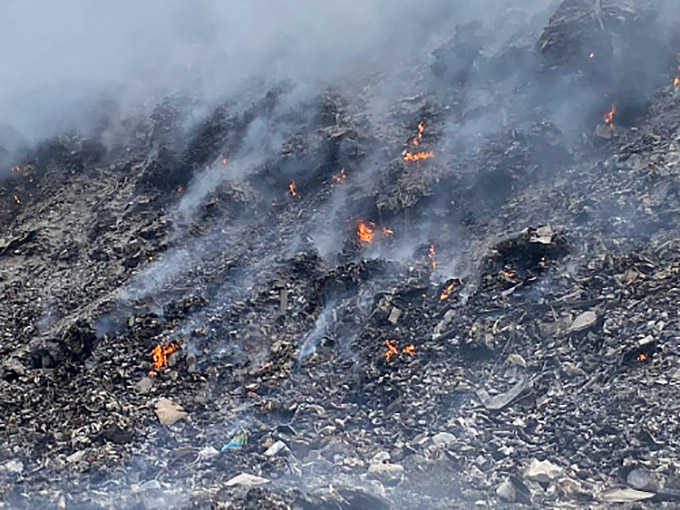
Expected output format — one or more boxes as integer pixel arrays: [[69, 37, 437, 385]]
[[3, 0, 680, 508]]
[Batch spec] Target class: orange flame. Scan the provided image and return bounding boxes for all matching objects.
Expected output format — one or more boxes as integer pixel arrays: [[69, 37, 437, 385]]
[[403, 150, 434, 162], [385, 340, 416, 361], [603, 103, 617, 128], [385, 339, 400, 362], [428, 244, 437, 270], [501, 269, 517, 279], [674, 76, 680, 87], [439, 279, 463, 301], [221, 157, 229, 166], [357, 220, 375, 243], [12, 194, 21, 205], [288, 180, 298, 197], [412, 121, 425, 146], [402, 344, 416, 356], [149, 340, 182, 377], [589, 52, 595, 59], [332, 168, 347, 183], [637, 353, 648, 362]]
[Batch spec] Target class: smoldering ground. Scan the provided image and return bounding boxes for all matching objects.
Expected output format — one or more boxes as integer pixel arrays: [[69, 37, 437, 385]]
[[4, 1, 680, 510]]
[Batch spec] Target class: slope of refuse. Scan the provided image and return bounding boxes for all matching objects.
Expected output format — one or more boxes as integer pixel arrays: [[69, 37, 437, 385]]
[[2, 1, 680, 509]]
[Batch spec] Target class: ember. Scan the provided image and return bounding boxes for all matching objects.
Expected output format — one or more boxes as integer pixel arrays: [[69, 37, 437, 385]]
[[12, 194, 21, 205], [221, 157, 228, 166], [603, 102, 617, 130], [288, 180, 298, 197], [149, 340, 182, 377], [357, 220, 375, 243], [332, 168, 347, 183], [402, 150, 434, 162], [176, 184, 185, 193]]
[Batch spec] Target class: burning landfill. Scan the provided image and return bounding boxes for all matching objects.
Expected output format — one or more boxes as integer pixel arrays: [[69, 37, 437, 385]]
[[3, 1, 680, 509]]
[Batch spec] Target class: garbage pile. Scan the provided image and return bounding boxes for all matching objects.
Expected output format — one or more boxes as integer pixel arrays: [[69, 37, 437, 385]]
[[1, 1, 680, 509]]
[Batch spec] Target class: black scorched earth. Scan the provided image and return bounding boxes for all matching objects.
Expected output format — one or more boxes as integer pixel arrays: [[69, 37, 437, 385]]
[[2, 1, 680, 509]]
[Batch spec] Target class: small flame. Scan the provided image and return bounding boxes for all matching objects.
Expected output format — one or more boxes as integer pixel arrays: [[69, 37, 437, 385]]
[[288, 180, 298, 197], [637, 352, 648, 362], [332, 168, 347, 183], [439, 279, 463, 301], [501, 268, 517, 279], [674, 76, 680, 87], [428, 244, 437, 270], [12, 194, 21, 205], [382, 227, 394, 237], [357, 220, 375, 243], [589, 52, 595, 59], [402, 150, 434, 162], [176, 185, 185, 194], [412, 121, 425, 146], [149, 340, 182, 377], [385, 340, 416, 361], [603, 102, 617, 129], [221, 157, 229, 166], [402, 344, 416, 356], [385, 340, 400, 362]]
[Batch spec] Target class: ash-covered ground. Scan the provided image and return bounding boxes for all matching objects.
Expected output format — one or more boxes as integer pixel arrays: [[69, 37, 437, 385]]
[[2, 1, 680, 508]]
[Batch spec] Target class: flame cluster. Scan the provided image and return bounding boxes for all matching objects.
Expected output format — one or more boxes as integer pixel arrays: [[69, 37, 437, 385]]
[[357, 221, 375, 243], [384, 339, 416, 362], [149, 340, 182, 377], [439, 278, 463, 301], [402, 150, 434, 162], [402, 121, 434, 162], [356, 220, 394, 244]]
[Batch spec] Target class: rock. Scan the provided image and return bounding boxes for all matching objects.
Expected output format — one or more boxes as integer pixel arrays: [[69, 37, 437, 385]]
[[371, 451, 391, 464], [136, 377, 154, 394], [524, 458, 563, 483], [138, 480, 161, 492], [562, 362, 587, 377], [601, 488, 655, 503], [627, 468, 659, 492], [66, 450, 86, 464], [225, 473, 270, 488], [477, 377, 532, 411], [264, 440, 288, 457], [367, 463, 404, 485], [154, 398, 188, 426], [556, 477, 584, 498], [506, 353, 527, 368], [198, 446, 220, 460], [432, 432, 456, 448], [0, 459, 24, 474], [387, 307, 402, 324], [567, 311, 597, 333], [496, 478, 516, 502]]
